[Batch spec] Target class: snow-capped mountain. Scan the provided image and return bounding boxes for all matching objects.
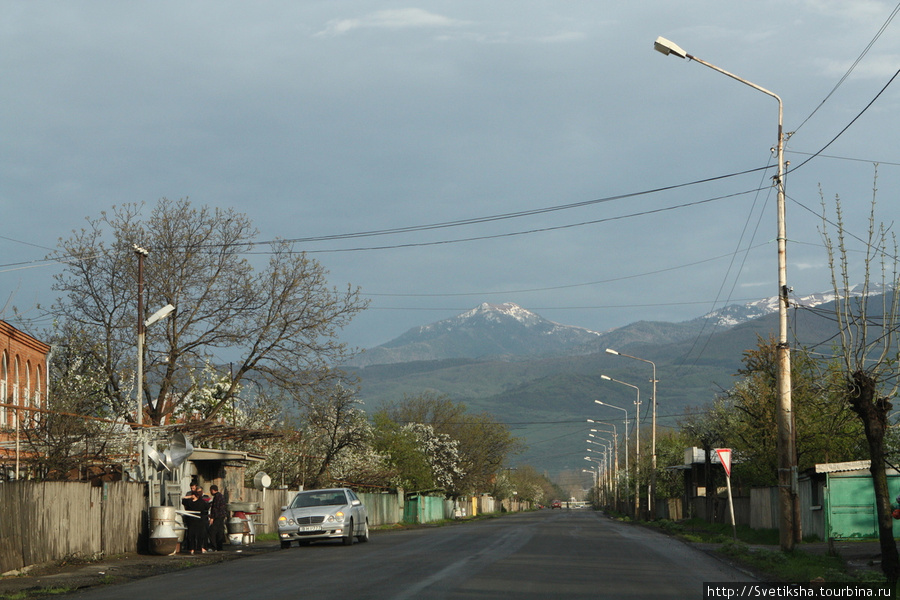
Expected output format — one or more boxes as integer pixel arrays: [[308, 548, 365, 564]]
[[346, 286, 891, 368], [696, 284, 886, 327], [346, 302, 603, 367]]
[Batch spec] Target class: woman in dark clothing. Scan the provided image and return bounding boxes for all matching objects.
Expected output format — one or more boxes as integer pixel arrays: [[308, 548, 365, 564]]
[[181, 489, 210, 554]]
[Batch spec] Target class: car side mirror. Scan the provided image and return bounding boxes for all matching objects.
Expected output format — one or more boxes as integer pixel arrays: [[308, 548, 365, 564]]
[[280, 506, 287, 511], [351, 499, 361, 506]]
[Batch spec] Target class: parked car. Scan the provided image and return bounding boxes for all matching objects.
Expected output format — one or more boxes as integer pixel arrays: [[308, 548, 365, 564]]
[[277, 488, 369, 548], [551, 500, 562, 509]]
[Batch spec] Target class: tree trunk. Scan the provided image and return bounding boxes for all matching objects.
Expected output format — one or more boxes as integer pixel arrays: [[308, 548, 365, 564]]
[[847, 370, 899, 592]]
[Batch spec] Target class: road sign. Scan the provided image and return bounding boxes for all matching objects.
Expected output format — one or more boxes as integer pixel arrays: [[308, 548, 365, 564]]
[[716, 448, 732, 477], [716, 447, 736, 540]]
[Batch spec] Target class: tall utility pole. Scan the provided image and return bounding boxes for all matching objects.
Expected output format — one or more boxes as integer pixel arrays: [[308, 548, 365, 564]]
[[134, 245, 149, 426], [654, 36, 797, 550]]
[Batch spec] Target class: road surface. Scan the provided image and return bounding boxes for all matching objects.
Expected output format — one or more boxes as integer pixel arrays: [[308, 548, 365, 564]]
[[61, 509, 751, 599]]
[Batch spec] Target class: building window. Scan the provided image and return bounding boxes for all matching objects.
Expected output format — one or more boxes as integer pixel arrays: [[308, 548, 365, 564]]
[[0, 352, 6, 427], [12, 356, 20, 428], [33, 365, 43, 425], [23, 362, 31, 427]]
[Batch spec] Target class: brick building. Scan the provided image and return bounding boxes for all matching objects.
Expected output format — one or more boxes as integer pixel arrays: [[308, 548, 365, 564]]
[[1, 320, 51, 479]]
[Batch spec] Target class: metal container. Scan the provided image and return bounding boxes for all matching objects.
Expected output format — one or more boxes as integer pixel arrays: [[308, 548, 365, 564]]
[[149, 522, 179, 556], [227, 517, 248, 535], [149, 505, 177, 527], [227, 502, 259, 513]]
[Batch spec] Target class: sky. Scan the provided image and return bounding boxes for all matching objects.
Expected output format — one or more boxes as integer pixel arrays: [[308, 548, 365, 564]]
[[2, 1, 900, 353]]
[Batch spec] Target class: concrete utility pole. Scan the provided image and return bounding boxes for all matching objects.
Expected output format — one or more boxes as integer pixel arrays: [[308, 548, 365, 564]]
[[135, 245, 149, 426], [654, 36, 797, 550]]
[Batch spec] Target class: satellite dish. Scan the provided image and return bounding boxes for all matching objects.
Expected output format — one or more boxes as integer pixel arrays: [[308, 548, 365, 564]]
[[253, 472, 272, 491]]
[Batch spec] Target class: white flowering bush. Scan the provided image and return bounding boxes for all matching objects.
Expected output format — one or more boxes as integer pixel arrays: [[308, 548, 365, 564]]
[[403, 423, 465, 491]]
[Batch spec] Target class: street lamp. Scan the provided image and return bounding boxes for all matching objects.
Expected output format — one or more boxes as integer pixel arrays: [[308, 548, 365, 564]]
[[588, 424, 627, 504], [590, 424, 618, 487], [584, 455, 607, 503], [606, 348, 657, 518], [600, 374, 642, 518], [582, 468, 599, 505], [654, 35, 795, 550], [592, 405, 630, 510], [589, 434, 617, 507]]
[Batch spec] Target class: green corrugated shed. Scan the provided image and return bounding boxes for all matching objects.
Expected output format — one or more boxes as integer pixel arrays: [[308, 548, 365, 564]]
[[820, 461, 900, 540], [403, 494, 445, 524]]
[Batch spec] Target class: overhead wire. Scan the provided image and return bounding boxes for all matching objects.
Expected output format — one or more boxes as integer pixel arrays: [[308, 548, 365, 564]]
[[791, 0, 900, 136]]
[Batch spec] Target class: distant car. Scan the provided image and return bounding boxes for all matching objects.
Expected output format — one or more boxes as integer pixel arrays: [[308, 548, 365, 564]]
[[551, 500, 562, 509], [277, 488, 369, 548]]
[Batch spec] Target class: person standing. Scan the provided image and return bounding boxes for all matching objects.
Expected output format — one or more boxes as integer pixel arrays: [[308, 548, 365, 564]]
[[181, 489, 209, 554], [208, 485, 228, 551]]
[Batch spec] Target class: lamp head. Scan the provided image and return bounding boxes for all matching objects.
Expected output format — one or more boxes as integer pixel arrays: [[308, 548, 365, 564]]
[[654, 36, 687, 59], [145, 303, 175, 327], [600, 375, 611, 381], [605, 348, 619, 355]]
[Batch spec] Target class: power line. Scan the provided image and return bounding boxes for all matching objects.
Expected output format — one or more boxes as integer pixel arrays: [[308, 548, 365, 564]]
[[792, 0, 900, 135], [789, 67, 900, 174], [245, 166, 773, 248], [285, 188, 766, 254], [365, 243, 771, 298]]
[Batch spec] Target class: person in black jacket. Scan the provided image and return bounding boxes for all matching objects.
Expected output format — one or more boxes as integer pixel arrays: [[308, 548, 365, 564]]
[[208, 485, 228, 551], [181, 489, 209, 554]]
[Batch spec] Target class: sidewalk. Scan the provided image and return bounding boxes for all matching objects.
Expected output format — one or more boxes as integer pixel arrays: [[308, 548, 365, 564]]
[[0, 539, 281, 599]]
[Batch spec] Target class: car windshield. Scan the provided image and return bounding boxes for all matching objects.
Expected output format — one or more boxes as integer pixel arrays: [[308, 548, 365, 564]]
[[290, 491, 347, 509]]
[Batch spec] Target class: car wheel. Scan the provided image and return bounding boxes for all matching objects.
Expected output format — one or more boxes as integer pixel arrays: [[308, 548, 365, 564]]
[[280, 540, 291, 549], [342, 518, 355, 546], [357, 519, 369, 543]]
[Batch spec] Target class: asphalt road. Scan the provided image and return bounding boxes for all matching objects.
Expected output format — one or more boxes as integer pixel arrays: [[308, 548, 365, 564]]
[[60, 510, 752, 599]]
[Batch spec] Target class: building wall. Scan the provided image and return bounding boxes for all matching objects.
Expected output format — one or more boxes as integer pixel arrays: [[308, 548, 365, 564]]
[[0, 321, 51, 477]]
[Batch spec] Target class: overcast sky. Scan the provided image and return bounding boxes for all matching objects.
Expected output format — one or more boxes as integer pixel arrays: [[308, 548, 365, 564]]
[[3, 1, 899, 352]]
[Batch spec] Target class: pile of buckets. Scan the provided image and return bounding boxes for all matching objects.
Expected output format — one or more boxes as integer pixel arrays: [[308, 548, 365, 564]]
[[226, 501, 260, 545]]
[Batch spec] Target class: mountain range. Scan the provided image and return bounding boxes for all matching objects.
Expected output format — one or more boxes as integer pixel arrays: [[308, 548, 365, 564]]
[[345, 289, 870, 475]]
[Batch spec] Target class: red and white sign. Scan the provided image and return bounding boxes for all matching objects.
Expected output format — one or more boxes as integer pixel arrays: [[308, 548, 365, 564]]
[[716, 448, 732, 477]]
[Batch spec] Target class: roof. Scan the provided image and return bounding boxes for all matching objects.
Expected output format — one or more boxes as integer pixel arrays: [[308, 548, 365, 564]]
[[815, 460, 872, 474], [188, 448, 266, 463]]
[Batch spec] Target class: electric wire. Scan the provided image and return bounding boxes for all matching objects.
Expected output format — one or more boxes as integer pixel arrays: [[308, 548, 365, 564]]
[[789, 67, 900, 174], [792, 0, 900, 136]]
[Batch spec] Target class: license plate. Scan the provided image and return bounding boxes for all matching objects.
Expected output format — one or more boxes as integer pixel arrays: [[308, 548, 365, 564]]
[[298, 525, 320, 532]]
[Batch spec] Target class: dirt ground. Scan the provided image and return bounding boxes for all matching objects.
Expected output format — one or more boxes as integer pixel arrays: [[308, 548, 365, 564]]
[[0, 540, 281, 599]]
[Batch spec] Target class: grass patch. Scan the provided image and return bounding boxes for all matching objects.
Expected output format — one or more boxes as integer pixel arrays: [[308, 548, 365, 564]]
[[657, 518, 780, 545], [718, 540, 866, 583], [650, 518, 888, 585], [0, 587, 77, 600]]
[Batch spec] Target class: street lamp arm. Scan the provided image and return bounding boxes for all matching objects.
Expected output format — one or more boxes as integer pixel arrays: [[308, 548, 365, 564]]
[[653, 38, 782, 107]]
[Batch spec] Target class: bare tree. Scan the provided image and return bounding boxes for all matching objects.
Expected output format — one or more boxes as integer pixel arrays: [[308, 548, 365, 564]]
[[50, 198, 368, 427], [820, 171, 900, 590]]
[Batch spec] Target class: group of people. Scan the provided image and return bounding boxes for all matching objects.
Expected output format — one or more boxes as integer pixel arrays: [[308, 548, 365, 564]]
[[181, 482, 229, 554]]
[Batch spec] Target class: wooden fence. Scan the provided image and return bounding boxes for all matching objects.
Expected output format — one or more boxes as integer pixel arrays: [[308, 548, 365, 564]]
[[1, 482, 524, 574], [0, 481, 145, 575]]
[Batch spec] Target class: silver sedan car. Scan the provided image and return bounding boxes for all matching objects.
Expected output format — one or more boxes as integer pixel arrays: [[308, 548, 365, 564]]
[[277, 488, 369, 548]]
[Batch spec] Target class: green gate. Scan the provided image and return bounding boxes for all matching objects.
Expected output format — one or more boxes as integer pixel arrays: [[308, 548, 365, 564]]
[[825, 473, 900, 540]]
